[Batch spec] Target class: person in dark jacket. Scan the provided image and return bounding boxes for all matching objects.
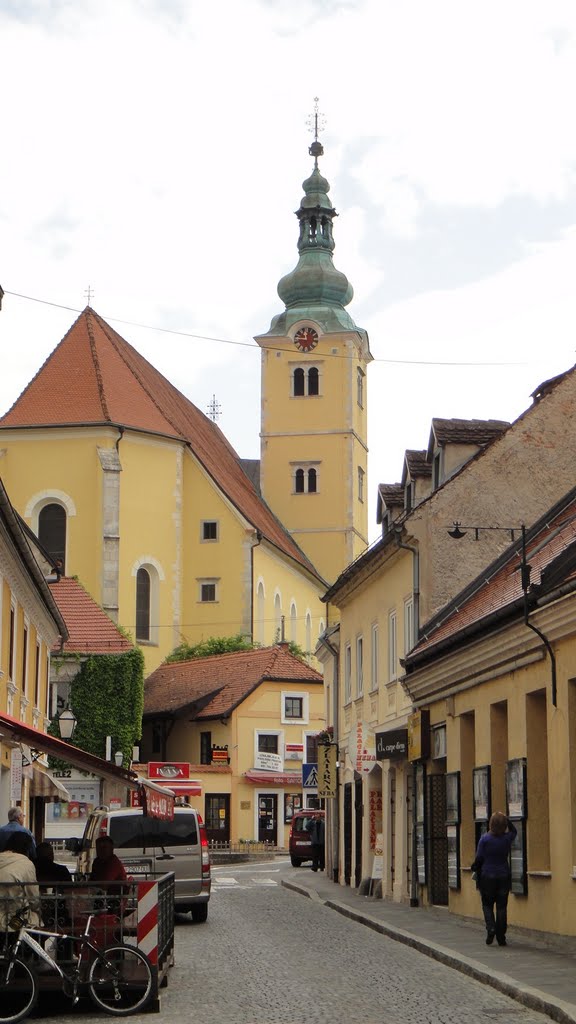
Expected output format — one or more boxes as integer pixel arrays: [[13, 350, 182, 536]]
[[307, 816, 325, 873], [473, 810, 517, 946]]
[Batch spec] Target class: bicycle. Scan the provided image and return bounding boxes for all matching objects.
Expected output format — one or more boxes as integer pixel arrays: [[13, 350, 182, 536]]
[[0, 907, 153, 1022]]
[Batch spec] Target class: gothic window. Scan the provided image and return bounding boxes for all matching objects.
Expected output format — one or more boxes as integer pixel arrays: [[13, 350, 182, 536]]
[[295, 468, 305, 493], [307, 468, 317, 493], [136, 567, 151, 641], [256, 581, 265, 644], [38, 503, 66, 572], [292, 366, 320, 397]]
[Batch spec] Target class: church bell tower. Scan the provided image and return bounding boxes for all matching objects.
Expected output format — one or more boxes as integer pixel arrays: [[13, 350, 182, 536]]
[[256, 104, 372, 585]]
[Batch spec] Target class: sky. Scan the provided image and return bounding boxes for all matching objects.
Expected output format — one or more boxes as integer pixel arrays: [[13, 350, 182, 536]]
[[2, 0, 576, 542]]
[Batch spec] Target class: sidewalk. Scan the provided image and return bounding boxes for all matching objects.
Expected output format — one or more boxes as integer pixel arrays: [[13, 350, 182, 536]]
[[282, 870, 576, 1024]]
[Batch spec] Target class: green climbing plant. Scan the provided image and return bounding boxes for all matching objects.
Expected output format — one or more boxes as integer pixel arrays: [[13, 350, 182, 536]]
[[48, 647, 144, 771], [166, 633, 310, 664]]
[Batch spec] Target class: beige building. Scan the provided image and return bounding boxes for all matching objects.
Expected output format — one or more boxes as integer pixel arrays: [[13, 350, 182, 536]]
[[0, 478, 68, 830], [319, 369, 576, 903], [140, 644, 324, 845], [403, 485, 576, 938]]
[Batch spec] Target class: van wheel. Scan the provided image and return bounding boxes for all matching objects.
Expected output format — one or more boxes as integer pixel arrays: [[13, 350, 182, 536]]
[[191, 904, 208, 923], [290, 856, 302, 867]]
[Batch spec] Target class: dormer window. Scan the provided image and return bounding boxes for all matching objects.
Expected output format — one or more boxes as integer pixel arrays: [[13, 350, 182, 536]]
[[432, 451, 442, 490]]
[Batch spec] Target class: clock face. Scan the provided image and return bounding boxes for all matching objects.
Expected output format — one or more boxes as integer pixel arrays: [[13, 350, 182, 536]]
[[294, 327, 319, 352]]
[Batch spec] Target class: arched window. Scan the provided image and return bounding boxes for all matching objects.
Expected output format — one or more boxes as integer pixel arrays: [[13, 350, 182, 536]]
[[295, 469, 305, 493], [308, 367, 319, 396], [293, 368, 305, 397], [305, 612, 312, 655], [274, 593, 282, 640], [290, 602, 297, 643], [38, 504, 66, 572], [307, 468, 317, 493], [136, 567, 151, 641]]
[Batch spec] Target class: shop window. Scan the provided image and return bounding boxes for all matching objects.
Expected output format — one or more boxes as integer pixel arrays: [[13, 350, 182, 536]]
[[258, 734, 279, 754]]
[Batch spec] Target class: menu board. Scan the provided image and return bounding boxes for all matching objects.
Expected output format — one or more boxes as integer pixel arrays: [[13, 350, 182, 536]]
[[447, 824, 460, 890]]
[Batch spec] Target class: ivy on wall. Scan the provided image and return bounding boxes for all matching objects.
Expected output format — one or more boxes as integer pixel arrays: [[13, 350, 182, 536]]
[[48, 647, 144, 770], [166, 634, 309, 664]]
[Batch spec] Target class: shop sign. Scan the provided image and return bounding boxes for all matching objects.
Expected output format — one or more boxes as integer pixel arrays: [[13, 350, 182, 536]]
[[318, 743, 337, 798], [148, 761, 190, 780], [285, 743, 304, 761], [10, 748, 22, 802], [376, 728, 408, 761], [407, 709, 430, 762], [348, 721, 377, 774], [254, 751, 283, 773]]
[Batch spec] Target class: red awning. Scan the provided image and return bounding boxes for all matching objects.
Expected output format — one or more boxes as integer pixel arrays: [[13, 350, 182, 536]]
[[244, 770, 301, 786], [148, 779, 202, 798], [0, 710, 137, 787]]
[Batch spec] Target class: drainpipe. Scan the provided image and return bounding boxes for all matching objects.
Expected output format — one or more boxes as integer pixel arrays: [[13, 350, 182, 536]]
[[393, 525, 420, 906], [317, 621, 339, 883]]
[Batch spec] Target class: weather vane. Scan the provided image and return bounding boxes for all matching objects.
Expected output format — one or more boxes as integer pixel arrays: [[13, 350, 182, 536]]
[[84, 285, 94, 306], [306, 97, 326, 164], [207, 394, 222, 422]]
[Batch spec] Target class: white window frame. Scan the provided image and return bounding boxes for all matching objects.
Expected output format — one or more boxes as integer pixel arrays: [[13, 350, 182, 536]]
[[356, 635, 364, 697], [370, 623, 379, 692], [344, 643, 352, 703], [281, 690, 309, 725], [254, 729, 285, 762], [388, 610, 397, 682], [291, 363, 322, 398], [292, 463, 320, 495], [201, 519, 219, 542], [198, 578, 219, 603]]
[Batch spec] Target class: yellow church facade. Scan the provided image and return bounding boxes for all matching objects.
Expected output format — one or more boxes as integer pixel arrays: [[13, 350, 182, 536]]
[[0, 134, 370, 675]]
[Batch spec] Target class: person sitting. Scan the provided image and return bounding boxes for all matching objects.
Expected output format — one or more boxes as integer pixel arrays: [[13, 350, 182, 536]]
[[0, 807, 36, 858], [89, 837, 128, 917], [0, 832, 41, 935], [35, 842, 73, 929]]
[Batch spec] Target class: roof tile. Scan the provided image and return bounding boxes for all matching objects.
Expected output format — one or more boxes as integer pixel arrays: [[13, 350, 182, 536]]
[[49, 577, 133, 655]]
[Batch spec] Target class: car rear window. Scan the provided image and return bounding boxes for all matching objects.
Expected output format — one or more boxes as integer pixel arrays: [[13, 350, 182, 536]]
[[109, 814, 199, 849], [292, 815, 318, 833]]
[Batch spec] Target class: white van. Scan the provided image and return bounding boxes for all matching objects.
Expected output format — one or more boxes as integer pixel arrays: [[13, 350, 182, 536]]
[[68, 805, 211, 922]]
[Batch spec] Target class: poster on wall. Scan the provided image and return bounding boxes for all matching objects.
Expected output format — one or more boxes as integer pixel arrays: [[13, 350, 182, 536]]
[[447, 824, 460, 890], [445, 772, 460, 824], [506, 758, 527, 819], [473, 765, 491, 822], [45, 780, 101, 824], [284, 793, 302, 823]]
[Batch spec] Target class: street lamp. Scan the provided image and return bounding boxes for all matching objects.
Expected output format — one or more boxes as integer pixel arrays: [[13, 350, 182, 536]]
[[447, 521, 556, 706], [114, 751, 123, 767], [57, 707, 77, 741]]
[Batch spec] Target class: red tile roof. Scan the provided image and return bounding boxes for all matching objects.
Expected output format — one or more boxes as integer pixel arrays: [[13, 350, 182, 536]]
[[410, 494, 576, 659], [0, 308, 320, 580], [144, 644, 323, 717], [48, 577, 133, 655]]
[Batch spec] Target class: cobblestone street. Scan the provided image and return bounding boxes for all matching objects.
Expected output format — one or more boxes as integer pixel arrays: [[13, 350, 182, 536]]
[[29, 863, 555, 1024]]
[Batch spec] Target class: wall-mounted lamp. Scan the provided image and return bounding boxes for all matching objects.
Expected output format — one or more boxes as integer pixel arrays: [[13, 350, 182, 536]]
[[57, 707, 77, 741], [114, 751, 123, 768], [447, 521, 556, 706]]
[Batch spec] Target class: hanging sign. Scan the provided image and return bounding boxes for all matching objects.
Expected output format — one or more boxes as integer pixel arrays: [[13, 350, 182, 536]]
[[318, 743, 337, 798], [10, 748, 23, 802], [348, 721, 377, 774]]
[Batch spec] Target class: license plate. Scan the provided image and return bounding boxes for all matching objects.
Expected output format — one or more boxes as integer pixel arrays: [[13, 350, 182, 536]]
[[295, 841, 309, 846], [122, 861, 152, 874]]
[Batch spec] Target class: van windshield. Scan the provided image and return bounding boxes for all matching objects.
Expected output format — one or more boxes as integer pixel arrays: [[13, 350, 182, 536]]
[[109, 814, 199, 849]]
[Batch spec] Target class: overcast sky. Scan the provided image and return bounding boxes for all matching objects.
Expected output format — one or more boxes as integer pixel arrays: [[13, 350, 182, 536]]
[[2, 0, 576, 542]]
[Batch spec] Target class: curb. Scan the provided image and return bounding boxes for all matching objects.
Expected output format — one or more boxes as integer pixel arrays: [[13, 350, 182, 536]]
[[282, 880, 576, 1024]]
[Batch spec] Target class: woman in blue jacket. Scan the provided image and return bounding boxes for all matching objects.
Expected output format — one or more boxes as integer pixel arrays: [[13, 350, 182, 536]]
[[473, 811, 517, 946]]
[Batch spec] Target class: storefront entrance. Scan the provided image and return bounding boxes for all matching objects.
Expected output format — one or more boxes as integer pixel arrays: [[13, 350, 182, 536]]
[[258, 794, 277, 844], [205, 794, 230, 844], [427, 773, 448, 905]]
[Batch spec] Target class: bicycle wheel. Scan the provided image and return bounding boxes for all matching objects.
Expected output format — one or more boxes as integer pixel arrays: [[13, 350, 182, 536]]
[[0, 957, 38, 1024], [88, 945, 153, 1015]]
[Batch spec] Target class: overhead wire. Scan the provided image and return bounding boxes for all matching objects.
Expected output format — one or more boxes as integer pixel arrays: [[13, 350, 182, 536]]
[[4, 288, 530, 368]]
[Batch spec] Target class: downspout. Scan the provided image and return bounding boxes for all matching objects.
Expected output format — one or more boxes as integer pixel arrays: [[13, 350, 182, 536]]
[[393, 525, 420, 906], [317, 621, 340, 883]]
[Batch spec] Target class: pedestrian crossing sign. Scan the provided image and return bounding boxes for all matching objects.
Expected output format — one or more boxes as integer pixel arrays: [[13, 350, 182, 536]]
[[302, 763, 318, 788]]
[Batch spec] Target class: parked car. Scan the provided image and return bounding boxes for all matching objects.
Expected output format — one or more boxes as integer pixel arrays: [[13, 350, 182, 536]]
[[66, 805, 211, 922], [288, 808, 325, 867]]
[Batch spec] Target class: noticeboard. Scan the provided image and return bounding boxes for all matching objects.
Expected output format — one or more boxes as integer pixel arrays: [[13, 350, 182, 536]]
[[447, 824, 460, 890]]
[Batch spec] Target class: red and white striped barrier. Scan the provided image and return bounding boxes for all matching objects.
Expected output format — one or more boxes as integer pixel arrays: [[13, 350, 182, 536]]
[[136, 880, 159, 966]]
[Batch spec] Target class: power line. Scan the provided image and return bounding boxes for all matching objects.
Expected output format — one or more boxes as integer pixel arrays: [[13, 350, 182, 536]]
[[4, 288, 531, 368]]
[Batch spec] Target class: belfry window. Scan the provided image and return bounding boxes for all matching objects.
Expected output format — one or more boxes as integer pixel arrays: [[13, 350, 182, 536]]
[[38, 503, 66, 572], [293, 465, 319, 494], [292, 365, 320, 398]]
